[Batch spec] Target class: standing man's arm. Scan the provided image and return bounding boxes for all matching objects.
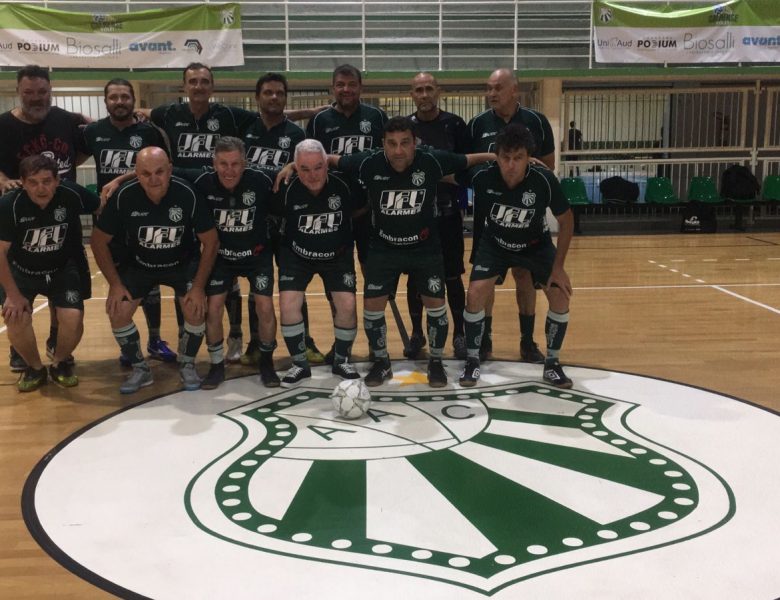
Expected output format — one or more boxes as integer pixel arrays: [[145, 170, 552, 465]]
[[0, 171, 20, 194]]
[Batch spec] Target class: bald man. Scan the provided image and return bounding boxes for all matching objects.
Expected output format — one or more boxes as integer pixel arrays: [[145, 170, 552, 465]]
[[91, 147, 219, 393], [467, 68, 556, 364]]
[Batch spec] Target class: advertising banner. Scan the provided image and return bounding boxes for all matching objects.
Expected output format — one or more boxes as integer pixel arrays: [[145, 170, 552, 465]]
[[593, 0, 780, 63], [0, 3, 244, 67]]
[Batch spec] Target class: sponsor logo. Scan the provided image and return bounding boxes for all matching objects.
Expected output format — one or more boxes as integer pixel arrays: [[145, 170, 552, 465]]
[[65, 37, 121, 58], [742, 36, 780, 47], [411, 170, 425, 187], [209, 279, 224, 287], [331, 136, 373, 155], [373, 175, 390, 181], [494, 235, 530, 251], [94, 136, 111, 142], [278, 136, 291, 150], [53, 207, 67, 223], [710, 5, 738, 24], [291, 241, 335, 260], [378, 229, 419, 245], [481, 132, 495, 139], [129, 41, 176, 52], [169, 207, 183, 223], [325, 126, 340, 134], [90, 14, 123, 32], [486, 188, 502, 196], [242, 191, 256, 206], [327, 195, 341, 210], [137, 225, 184, 249], [175, 122, 191, 127], [596, 37, 633, 49], [298, 212, 343, 235], [246, 146, 289, 168], [490, 203, 534, 229], [128, 136, 143, 149], [220, 248, 254, 260], [99, 149, 136, 172], [178, 133, 219, 159], [279, 275, 295, 281], [130, 211, 148, 217], [19, 216, 35, 223], [214, 207, 256, 233], [221, 8, 236, 27], [521, 191, 536, 207], [379, 189, 425, 216], [637, 36, 677, 50], [366, 283, 383, 290], [683, 32, 735, 52], [599, 6, 612, 23], [16, 41, 60, 53], [22, 224, 67, 253], [474, 265, 490, 271], [359, 120, 372, 134], [184, 39, 203, 54]]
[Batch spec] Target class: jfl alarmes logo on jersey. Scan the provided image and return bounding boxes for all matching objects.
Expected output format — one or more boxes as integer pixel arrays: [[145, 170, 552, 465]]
[[379, 190, 425, 216]]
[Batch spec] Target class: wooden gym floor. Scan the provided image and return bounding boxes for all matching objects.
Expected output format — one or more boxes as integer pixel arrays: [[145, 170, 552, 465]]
[[1, 232, 779, 599]]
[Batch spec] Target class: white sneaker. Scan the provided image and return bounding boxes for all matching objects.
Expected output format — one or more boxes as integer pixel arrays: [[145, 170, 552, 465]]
[[226, 336, 243, 363], [179, 362, 202, 391]]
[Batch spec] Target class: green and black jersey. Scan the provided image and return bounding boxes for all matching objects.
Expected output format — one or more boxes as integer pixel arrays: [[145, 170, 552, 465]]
[[280, 173, 354, 261], [96, 177, 213, 270], [467, 103, 555, 158], [469, 163, 569, 252], [306, 104, 388, 156], [338, 148, 467, 248], [83, 118, 168, 192], [0, 181, 99, 275], [243, 118, 305, 175], [189, 167, 274, 265], [150, 102, 257, 168]]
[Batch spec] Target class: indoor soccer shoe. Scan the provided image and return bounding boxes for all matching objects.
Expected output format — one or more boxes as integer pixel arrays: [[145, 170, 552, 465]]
[[147, 338, 177, 363], [305, 337, 325, 364], [427, 358, 447, 388], [259, 352, 281, 388], [520, 339, 545, 364], [403, 333, 426, 359], [200, 361, 225, 390], [179, 363, 202, 391], [281, 364, 312, 387], [45, 340, 75, 366], [543, 361, 573, 389], [459, 358, 480, 387], [226, 336, 243, 363], [331, 361, 360, 380], [17, 366, 47, 392], [119, 366, 153, 395], [365, 358, 392, 387], [9, 347, 27, 373], [48, 362, 78, 388]]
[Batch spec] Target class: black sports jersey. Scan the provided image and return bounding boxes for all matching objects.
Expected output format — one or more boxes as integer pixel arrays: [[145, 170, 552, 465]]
[[467, 104, 555, 158], [190, 167, 274, 264], [306, 104, 388, 156], [0, 180, 98, 275], [280, 173, 353, 261], [0, 107, 87, 180], [410, 110, 469, 215], [83, 118, 168, 192], [96, 177, 213, 271], [470, 163, 569, 252], [150, 102, 257, 169], [338, 148, 467, 248], [243, 118, 305, 174]]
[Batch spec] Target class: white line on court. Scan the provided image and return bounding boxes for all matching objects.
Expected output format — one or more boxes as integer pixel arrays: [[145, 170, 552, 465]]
[[711, 286, 780, 315]]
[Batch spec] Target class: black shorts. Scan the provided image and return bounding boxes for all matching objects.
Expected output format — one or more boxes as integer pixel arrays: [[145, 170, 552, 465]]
[[206, 253, 274, 297], [364, 242, 445, 299], [120, 262, 197, 300], [0, 260, 85, 310], [470, 237, 556, 287], [278, 247, 356, 293], [438, 212, 465, 278]]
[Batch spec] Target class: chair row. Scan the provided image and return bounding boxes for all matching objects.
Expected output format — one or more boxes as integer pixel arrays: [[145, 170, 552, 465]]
[[561, 175, 780, 206]]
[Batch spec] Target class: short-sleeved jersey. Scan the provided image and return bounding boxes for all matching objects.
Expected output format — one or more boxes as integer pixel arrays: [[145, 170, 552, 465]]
[[338, 148, 467, 248], [467, 104, 555, 159], [190, 167, 274, 264], [470, 163, 569, 252], [243, 118, 305, 174], [0, 107, 88, 180], [280, 173, 353, 261], [306, 104, 388, 156], [83, 118, 168, 192], [410, 110, 469, 214], [150, 102, 257, 169], [0, 181, 98, 275], [96, 177, 213, 271]]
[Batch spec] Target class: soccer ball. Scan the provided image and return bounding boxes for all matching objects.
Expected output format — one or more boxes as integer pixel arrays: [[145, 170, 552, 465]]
[[330, 379, 372, 420]]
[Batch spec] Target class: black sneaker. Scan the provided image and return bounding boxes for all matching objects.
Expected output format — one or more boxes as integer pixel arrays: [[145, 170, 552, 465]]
[[365, 358, 392, 387], [427, 358, 447, 388], [9, 347, 27, 372], [479, 332, 493, 362], [17, 366, 47, 392], [46, 339, 75, 366], [520, 339, 545, 364], [332, 361, 360, 380], [459, 358, 480, 387], [201, 361, 225, 390], [48, 362, 78, 387], [258, 351, 280, 388], [281, 363, 312, 387], [543, 361, 573, 389], [403, 333, 426, 359]]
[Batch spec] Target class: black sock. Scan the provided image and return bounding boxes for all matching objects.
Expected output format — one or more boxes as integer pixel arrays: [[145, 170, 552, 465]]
[[407, 278, 424, 335], [226, 283, 243, 339], [248, 295, 260, 343], [142, 285, 162, 339], [520, 313, 535, 341], [446, 276, 466, 336]]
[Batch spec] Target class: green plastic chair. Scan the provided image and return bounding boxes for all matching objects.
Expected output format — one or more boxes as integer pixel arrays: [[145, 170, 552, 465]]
[[560, 177, 590, 206], [687, 176, 720, 203], [644, 176, 679, 205], [762, 175, 780, 202]]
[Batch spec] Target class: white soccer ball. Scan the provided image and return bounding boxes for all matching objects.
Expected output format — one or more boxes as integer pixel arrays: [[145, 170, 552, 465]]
[[330, 378, 372, 420]]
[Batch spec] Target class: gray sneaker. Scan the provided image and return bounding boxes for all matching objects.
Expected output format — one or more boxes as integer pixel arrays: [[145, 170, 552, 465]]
[[119, 366, 153, 394], [226, 336, 243, 363], [179, 362, 202, 391]]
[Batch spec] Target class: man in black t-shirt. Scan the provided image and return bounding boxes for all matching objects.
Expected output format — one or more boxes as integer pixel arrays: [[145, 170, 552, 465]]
[[459, 124, 574, 389], [91, 147, 219, 394], [84, 78, 178, 367], [0, 155, 100, 391], [407, 72, 470, 361]]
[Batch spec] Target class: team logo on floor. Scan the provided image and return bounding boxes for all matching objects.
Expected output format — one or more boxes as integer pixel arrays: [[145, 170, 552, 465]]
[[188, 381, 730, 593]]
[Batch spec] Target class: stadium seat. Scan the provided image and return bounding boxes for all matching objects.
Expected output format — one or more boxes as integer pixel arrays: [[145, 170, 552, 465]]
[[762, 175, 780, 202], [687, 176, 720, 203], [560, 177, 590, 205], [644, 176, 679, 205]]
